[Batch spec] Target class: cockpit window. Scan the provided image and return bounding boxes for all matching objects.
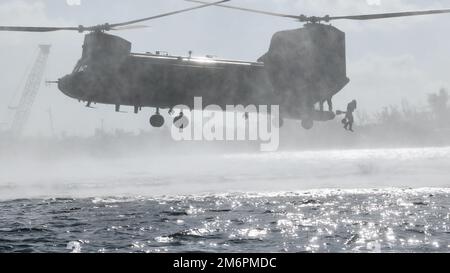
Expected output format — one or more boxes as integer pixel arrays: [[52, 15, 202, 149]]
[[78, 65, 88, 72], [73, 61, 88, 73]]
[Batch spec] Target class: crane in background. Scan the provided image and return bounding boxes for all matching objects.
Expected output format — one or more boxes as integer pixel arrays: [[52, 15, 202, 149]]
[[8, 45, 51, 137]]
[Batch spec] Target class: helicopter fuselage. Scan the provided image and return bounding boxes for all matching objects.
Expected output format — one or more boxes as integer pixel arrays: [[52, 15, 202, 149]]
[[58, 27, 349, 128], [59, 50, 275, 113]]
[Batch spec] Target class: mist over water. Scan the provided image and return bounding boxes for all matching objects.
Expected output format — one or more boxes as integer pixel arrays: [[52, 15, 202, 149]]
[[1, 146, 450, 200]]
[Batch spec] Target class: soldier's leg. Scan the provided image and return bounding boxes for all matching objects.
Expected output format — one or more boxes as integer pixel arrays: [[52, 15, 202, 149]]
[[344, 114, 350, 130], [349, 115, 354, 131], [327, 99, 333, 112]]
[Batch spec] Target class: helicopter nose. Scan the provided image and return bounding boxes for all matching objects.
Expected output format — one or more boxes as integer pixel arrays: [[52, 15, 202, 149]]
[[58, 75, 74, 97]]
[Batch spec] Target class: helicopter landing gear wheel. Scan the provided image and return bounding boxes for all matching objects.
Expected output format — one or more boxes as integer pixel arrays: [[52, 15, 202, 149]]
[[301, 118, 314, 130], [150, 109, 165, 128], [272, 115, 284, 128], [279, 117, 284, 127], [173, 112, 189, 130]]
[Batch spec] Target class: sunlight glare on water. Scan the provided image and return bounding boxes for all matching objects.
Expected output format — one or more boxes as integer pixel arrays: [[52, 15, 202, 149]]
[[0, 188, 448, 253]]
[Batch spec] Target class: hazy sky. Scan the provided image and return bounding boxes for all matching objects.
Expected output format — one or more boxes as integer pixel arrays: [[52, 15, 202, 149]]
[[1, 0, 450, 136]]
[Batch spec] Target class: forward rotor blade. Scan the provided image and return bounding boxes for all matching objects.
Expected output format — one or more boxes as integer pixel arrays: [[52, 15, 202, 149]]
[[185, 0, 299, 19], [330, 9, 450, 21], [0, 26, 80, 32], [111, 25, 149, 31], [110, 0, 231, 28], [0, 1, 229, 33]]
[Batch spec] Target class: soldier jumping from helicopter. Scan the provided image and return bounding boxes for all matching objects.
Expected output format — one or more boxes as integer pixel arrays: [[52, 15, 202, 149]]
[[342, 100, 357, 132]]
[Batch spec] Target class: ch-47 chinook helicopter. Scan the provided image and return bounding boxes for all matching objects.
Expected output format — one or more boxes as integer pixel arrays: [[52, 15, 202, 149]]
[[2, 1, 450, 129]]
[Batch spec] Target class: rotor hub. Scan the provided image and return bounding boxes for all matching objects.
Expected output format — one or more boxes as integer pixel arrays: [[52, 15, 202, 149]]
[[299, 15, 331, 24]]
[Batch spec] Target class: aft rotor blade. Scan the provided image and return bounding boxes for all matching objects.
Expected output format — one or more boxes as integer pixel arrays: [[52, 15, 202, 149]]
[[185, 0, 299, 19], [186, 1, 450, 23], [0, 26, 80, 32], [110, 0, 231, 28], [330, 9, 450, 21]]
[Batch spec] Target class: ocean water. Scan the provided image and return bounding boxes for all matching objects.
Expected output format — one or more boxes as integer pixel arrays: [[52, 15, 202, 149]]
[[0, 147, 449, 253]]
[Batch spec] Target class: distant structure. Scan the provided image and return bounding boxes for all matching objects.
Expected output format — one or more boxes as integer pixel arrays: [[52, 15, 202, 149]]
[[9, 45, 51, 137]]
